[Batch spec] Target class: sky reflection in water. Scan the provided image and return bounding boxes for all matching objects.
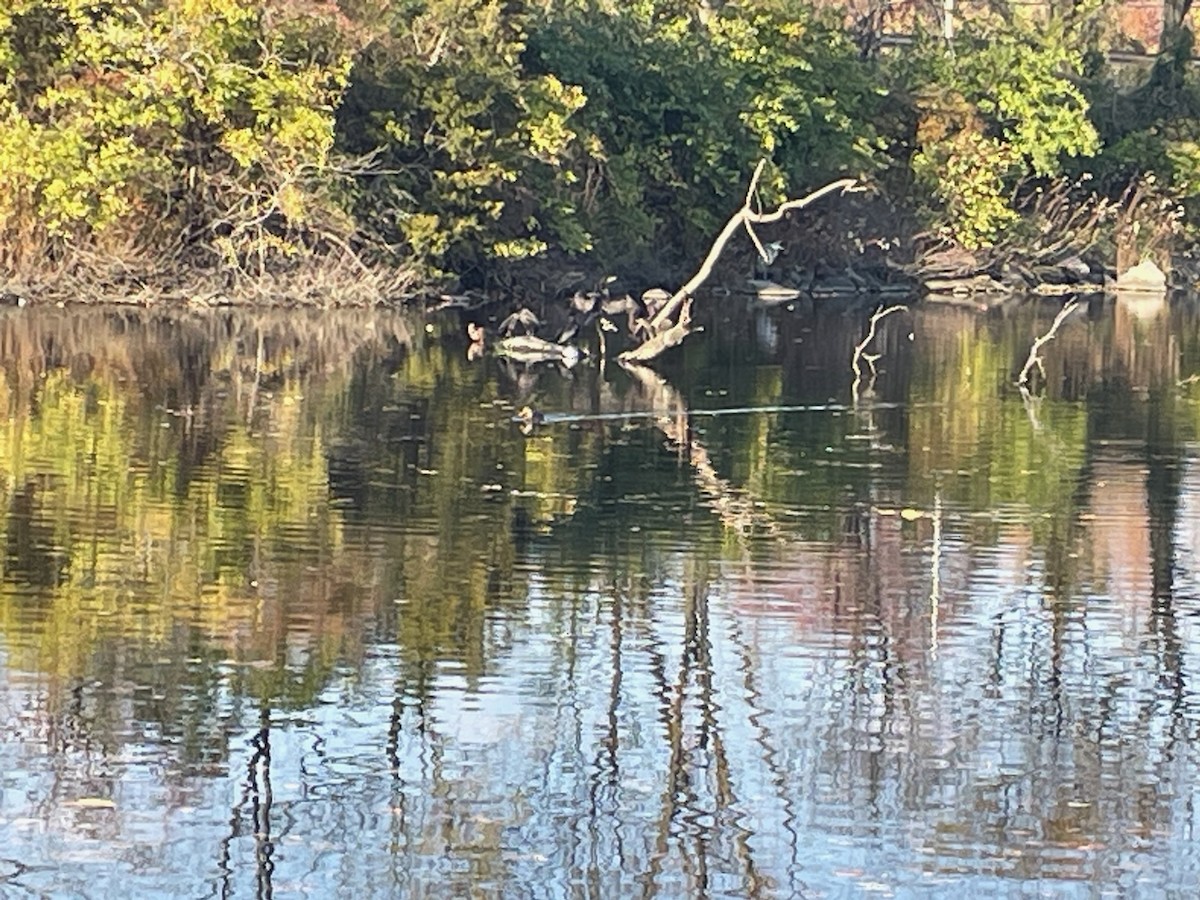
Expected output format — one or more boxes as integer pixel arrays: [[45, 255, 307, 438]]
[[0, 298, 1199, 897]]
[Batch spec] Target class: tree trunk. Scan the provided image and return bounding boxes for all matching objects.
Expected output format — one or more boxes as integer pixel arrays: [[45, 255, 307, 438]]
[[1155, 0, 1194, 86]]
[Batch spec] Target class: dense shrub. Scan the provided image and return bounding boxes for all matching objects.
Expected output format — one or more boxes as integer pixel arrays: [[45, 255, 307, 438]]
[[336, 0, 593, 277], [901, 12, 1101, 248], [336, 0, 881, 276], [4, 0, 1200, 293], [527, 0, 882, 266], [0, 0, 355, 274]]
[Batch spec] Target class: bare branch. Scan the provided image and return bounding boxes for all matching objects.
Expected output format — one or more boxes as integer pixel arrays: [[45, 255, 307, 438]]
[[625, 164, 858, 356], [743, 178, 861, 227], [743, 159, 767, 209], [744, 219, 770, 263], [1017, 300, 1079, 388], [851, 304, 908, 404]]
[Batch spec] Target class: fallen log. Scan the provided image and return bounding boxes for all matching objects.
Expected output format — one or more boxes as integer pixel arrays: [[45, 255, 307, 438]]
[[618, 298, 695, 364], [617, 160, 858, 363], [494, 334, 582, 366]]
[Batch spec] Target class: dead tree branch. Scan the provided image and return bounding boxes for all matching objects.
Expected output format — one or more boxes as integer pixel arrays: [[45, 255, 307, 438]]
[[618, 161, 857, 363], [851, 304, 908, 403], [619, 298, 696, 364], [1017, 300, 1079, 388]]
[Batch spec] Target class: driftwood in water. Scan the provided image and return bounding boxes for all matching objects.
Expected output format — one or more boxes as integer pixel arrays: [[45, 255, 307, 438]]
[[1017, 300, 1079, 388], [851, 304, 908, 404], [617, 161, 857, 363], [618, 298, 695, 364]]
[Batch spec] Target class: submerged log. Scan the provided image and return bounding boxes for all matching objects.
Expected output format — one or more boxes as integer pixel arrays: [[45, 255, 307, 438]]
[[923, 274, 1013, 297], [737, 280, 804, 303], [494, 334, 582, 366]]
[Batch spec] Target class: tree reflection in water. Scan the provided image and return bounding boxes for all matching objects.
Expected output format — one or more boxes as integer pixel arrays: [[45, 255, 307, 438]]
[[0, 299, 1198, 895]]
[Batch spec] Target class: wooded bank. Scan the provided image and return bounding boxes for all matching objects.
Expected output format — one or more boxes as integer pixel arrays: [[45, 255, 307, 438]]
[[1, 1, 1199, 305]]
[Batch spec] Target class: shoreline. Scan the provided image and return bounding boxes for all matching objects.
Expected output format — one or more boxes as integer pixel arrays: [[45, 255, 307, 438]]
[[1, 236, 1182, 315], [0, 253, 425, 310]]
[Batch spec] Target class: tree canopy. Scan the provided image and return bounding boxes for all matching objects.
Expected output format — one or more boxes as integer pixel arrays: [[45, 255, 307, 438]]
[[1, 1, 1198, 296]]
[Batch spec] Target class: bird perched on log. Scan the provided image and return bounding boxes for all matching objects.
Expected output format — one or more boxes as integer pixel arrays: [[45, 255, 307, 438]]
[[556, 276, 615, 341], [752, 241, 784, 279], [498, 307, 541, 336]]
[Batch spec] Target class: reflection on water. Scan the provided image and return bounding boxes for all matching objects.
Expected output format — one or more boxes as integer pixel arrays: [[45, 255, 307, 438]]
[[1, 297, 1200, 896]]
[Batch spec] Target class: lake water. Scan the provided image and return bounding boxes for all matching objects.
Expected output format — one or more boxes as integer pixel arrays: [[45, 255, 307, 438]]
[[0, 295, 1199, 898]]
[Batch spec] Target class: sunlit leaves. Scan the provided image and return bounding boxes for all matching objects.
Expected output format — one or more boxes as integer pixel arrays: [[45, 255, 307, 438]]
[[905, 14, 1100, 247], [521, 0, 877, 266], [338, 0, 595, 272], [0, 0, 354, 267]]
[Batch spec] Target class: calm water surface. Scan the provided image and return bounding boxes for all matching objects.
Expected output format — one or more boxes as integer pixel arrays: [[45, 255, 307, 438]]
[[1, 296, 1199, 898]]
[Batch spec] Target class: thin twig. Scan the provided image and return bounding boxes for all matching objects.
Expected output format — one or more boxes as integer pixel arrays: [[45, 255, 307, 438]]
[[1017, 300, 1079, 387]]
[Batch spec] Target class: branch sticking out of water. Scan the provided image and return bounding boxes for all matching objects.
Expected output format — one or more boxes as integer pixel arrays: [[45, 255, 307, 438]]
[[618, 298, 697, 364], [619, 160, 858, 363], [1017, 300, 1079, 388], [851, 304, 908, 404]]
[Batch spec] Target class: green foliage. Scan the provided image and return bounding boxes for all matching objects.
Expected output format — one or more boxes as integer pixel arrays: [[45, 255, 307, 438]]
[[0, 0, 354, 271], [1075, 21, 1200, 258], [526, 0, 881, 265], [904, 14, 1100, 247], [1090, 66, 1200, 204], [337, 0, 881, 274], [6, 0, 1200, 284], [706, 4, 883, 177], [337, 0, 593, 274]]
